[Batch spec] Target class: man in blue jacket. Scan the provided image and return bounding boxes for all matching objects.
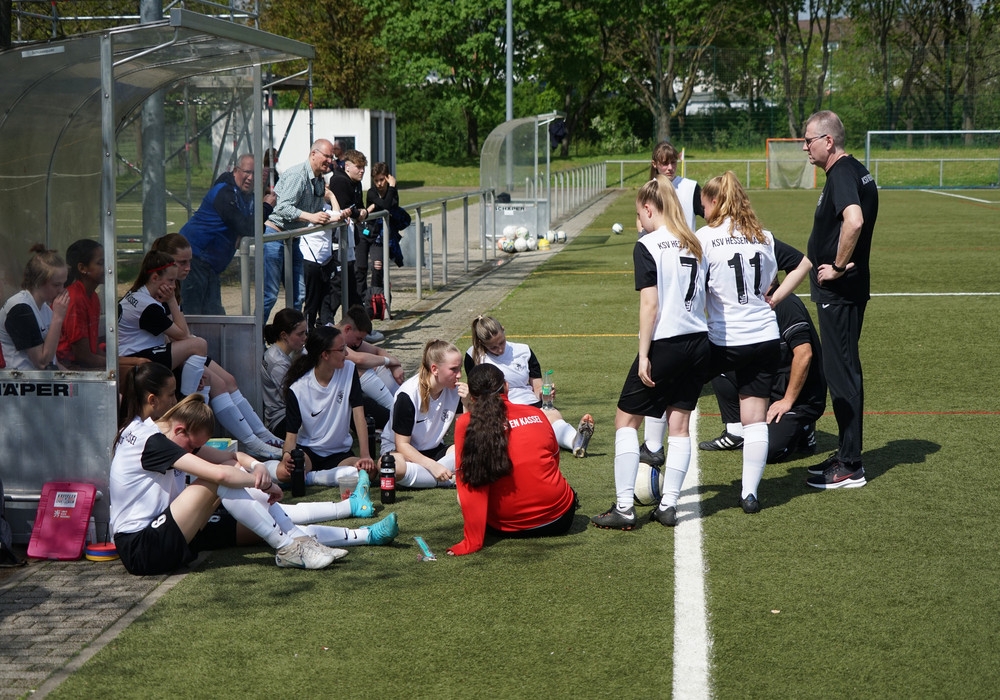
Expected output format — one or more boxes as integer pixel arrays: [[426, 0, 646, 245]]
[[180, 154, 276, 314]]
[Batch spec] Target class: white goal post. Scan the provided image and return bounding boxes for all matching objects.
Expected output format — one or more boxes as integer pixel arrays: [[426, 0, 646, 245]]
[[865, 129, 1000, 189], [766, 139, 817, 189]]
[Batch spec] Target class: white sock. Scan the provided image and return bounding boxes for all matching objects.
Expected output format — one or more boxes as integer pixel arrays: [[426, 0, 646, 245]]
[[727, 422, 744, 438], [741, 422, 768, 499], [217, 485, 293, 549], [299, 524, 368, 547], [359, 370, 394, 410], [304, 465, 357, 487], [373, 365, 401, 393], [180, 355, 207, 396], [399, 463, 439, 488], [281, 500, 352, 523], [438, 451, 456, 472], [211, 393, 255, 442], [551, 419, 577, 451], [231, 390, 279, 442], [242, 486, 309, 539], [644, 413, 667, 452], [614, 427, 641, 510], [659, 436, 692, 510]]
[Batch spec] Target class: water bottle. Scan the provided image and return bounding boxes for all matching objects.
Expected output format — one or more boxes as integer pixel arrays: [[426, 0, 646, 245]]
[[380, 453, 396, 504], [290, 448, 306, 497], [366, 416, 376, 462], [541, 369, 554, 409]]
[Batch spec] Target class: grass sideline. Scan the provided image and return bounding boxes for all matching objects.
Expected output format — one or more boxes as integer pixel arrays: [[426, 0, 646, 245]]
[[53, 189, 1000, 698]]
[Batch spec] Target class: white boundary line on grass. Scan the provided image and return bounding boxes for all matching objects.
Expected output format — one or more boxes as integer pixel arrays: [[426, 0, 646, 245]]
[[918, 189, 997, 204], [673, 408, 712, 699]]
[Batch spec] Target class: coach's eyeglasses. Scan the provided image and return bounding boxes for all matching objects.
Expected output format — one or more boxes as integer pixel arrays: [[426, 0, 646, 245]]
[[803, 133, 828, 147]]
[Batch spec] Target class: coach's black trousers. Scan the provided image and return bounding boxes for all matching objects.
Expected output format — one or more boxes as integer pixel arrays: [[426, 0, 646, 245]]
[[815, 301, 867, 464]]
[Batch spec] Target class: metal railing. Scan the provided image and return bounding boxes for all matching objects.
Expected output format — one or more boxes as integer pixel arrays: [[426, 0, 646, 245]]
[[607, 159, 767, 189]]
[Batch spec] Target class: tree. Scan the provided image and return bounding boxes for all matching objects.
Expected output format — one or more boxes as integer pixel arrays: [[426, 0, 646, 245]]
[[368, 0, 542, 157], [606, 0, 750, 142], [764, 0, 843, 138], [262, 0, 386, 108]]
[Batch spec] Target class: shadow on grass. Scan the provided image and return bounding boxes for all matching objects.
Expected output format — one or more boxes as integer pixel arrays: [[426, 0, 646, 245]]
[[696, 437, 941, 517]]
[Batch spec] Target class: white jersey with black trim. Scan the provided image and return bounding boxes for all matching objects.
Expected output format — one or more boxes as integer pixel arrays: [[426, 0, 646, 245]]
[[0, 289, 53, 370], [380, 374, 459, 454], [673, 176, 698, 233], [117, 286, 172, 356], [633, 226, 708, 340], [285, 361, 361, 457], [465, 341, 540, 406], [696, 218, 780, 346], [110, 417, 189, 536]]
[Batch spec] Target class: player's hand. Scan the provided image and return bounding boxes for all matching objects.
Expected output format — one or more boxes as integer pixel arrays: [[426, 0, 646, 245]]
[[356, 457, 375, 476], [263, 192, 277, 207], [265, 482, 283, 505], [638, 356, 655, 387], [456, 382, 469, 400], [767, 398, 793, 424], [51, 290, 70, 319], [251, 462, 272, 491], [390, 365, 406, 385], [275, 452, 293, 482], [387, 174, 396, 187], [428, 462, 454, 482]]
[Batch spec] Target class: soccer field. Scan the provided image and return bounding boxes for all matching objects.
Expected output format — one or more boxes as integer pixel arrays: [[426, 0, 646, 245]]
[[53, 189, 1000, 699]]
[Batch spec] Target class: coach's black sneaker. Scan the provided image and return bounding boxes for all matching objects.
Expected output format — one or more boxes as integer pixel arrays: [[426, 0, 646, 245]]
[[807, 461, 866, 489], [591, 505, 637, 530], [807, 454, 839, 475], [639, 443, 666, 468], [796, 423, 817, 455], [699, 430, 744, 451], [738, 494, 761, 514], [650, 505, 677, 527]]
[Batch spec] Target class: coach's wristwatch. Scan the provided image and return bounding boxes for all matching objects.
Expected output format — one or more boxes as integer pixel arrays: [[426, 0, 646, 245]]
[[831, 262, 847, 273]]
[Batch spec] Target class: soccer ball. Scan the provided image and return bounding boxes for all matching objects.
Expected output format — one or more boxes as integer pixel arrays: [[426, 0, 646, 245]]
[[546, 230, 556, 243], [514, 237, 528, 252], [515, 226, 529, 239], [501, 238, 516, 253], [556, 230, 567, 243], [633, 463, 665, 506], [526, 236, 538, 251], [612, 223, 624, 235], [496, 236, 508, 251], [503, 225, 516, 238], [538, 238, 551, 250]]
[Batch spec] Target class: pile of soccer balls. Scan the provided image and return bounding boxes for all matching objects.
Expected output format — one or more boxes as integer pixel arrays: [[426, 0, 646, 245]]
[[494, 226, 567, 254]]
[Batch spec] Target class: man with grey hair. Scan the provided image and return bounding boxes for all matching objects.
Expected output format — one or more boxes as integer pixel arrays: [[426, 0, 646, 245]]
[[181, 153, 276, 315], [801, 110, 879, 489], [267, 139, 346, 327]]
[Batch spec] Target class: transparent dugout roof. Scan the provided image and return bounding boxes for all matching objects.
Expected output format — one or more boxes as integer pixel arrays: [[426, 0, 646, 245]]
[[0, 9, 313, 294]]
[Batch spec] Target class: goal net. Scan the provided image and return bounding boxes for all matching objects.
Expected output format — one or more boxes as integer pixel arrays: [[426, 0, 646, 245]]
[[865, 130, 1000, 189], [766, 138, 816, 189]]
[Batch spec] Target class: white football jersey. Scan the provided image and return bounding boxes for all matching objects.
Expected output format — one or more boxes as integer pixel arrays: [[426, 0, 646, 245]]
[[696, 218, 779, 345], [465, 341, 540, 406], [285, 361, 362, 457], [381, 374, 459, 454], [633, 226, 708, 340]]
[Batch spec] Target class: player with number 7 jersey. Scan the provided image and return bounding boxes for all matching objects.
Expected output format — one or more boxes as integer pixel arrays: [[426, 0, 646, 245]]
[[591, 176, 710, 532]]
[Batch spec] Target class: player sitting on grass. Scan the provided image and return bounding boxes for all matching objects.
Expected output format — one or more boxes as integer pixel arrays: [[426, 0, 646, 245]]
[[448, 365, 579, 556], [466, 315, 594, 457]]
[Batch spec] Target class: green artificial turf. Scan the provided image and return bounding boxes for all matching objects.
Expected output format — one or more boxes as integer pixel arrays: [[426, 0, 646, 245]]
[[53, 188, 1000, 699]]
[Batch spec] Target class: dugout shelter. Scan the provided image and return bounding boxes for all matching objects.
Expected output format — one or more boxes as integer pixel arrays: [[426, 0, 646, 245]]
[[0, 11, 313, 542], [480, 112, 563, 242]]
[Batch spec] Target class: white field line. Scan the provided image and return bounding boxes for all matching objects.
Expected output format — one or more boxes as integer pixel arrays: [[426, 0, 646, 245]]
[[918, 189, 998, 204], [673, 408, 712, 700]]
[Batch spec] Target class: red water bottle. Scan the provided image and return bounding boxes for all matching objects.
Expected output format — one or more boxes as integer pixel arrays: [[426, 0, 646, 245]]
[[380, 453, 396, 504]]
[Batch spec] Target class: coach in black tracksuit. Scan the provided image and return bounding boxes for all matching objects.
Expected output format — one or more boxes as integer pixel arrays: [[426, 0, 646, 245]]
[[803, 110, 879, 489]]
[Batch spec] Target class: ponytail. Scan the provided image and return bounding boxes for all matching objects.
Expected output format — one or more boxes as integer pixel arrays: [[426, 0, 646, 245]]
[[460, 364, 512, 487]]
